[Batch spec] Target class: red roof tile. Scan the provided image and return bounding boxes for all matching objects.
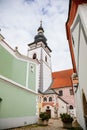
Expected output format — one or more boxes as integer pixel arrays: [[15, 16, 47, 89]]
[[51, 69, 73, 89]]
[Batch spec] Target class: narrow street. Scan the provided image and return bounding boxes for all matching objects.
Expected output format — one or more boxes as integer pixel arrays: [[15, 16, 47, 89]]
[[9, 119, 67, 130]]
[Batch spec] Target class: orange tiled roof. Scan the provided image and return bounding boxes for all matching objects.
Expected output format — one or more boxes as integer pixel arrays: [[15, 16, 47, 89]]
[[51, 69, 73, 89]]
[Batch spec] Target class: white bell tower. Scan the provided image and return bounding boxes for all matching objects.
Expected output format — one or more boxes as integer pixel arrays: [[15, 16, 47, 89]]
[[28, 21, 52, 92]]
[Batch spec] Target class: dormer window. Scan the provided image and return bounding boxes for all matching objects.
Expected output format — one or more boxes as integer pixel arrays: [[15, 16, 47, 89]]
[[33, 53, 37, 59]]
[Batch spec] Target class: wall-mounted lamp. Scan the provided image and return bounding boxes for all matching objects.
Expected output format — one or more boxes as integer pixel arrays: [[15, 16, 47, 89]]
[[73, 83, 79, 93], [72, 73, 79, 93]]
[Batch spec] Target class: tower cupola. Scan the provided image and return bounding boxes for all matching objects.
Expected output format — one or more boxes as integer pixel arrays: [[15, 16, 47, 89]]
[[34, 21, 47, 44]]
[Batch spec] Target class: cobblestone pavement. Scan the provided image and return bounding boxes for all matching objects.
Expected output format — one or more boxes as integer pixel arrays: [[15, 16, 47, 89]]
[[10, 119, 68, 130]]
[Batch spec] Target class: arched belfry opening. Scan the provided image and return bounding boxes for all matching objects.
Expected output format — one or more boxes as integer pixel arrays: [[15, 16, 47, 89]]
[[33, 53, 37, 59]]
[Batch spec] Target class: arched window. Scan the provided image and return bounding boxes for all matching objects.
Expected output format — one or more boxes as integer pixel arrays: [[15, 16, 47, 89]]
[[69, 105, 73, 109], [49, 97, 52, 102], [45, 56, 47, 62], [43, 97, 47, 102], [33, 53, 37, 59]]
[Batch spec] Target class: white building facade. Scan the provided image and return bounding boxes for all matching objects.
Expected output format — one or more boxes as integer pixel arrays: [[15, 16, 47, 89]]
[[66, 1, 87, 129]]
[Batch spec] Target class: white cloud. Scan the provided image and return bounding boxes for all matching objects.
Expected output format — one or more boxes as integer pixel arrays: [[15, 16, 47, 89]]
[[0, 0, 72, 71]]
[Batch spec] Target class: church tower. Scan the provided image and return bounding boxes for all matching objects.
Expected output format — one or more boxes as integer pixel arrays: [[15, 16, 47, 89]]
[[28, 21, 52, 92]]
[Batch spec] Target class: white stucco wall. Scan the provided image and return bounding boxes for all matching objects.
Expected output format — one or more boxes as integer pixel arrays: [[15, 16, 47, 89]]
[[28, 47, 41, 60], [28, 42, 52, 91], [42, 48, 51, 68], [0, 116, 38, 130], [58, 98, 67, 117], [79, 28, 87, 98], [71, 23, 79, 69], [43, 63, 52, 91], [71, 4, 87, 130]]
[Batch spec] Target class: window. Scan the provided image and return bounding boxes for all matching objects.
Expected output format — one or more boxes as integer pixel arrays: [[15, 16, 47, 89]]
[[47, 106, 49, 109], [43, 97, 47, 102], [45, 56, 47, 62], [70, 89, 73, 95], [49, 97, 52, 102], [69, 105, 73, 109], [33, 53, 37, 59], [58, 90, 63, 96]]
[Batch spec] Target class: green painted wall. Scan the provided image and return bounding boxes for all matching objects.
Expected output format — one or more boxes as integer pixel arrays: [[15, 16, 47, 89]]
[[12, 59, 26, 86], [0, 45, 36, 91], [0, 79, 37, 118], [0, 45, 13, 79], [0, 45, 27, 86]]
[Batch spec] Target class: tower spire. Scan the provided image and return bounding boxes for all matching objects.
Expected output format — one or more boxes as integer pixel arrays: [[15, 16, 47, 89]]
[[40, 20, 42, 27]]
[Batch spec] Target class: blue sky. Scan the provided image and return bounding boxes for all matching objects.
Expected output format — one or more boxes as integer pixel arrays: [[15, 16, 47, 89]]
[[0, 0, 72, 72]]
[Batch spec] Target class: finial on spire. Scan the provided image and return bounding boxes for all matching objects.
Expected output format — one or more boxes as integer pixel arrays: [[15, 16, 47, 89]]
[[37, 20, 44, 33], [40, 20, 42, 27]]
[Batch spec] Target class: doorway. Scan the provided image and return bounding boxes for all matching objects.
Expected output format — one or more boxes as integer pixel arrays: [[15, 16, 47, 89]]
[[46, 109, 51, 118]]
